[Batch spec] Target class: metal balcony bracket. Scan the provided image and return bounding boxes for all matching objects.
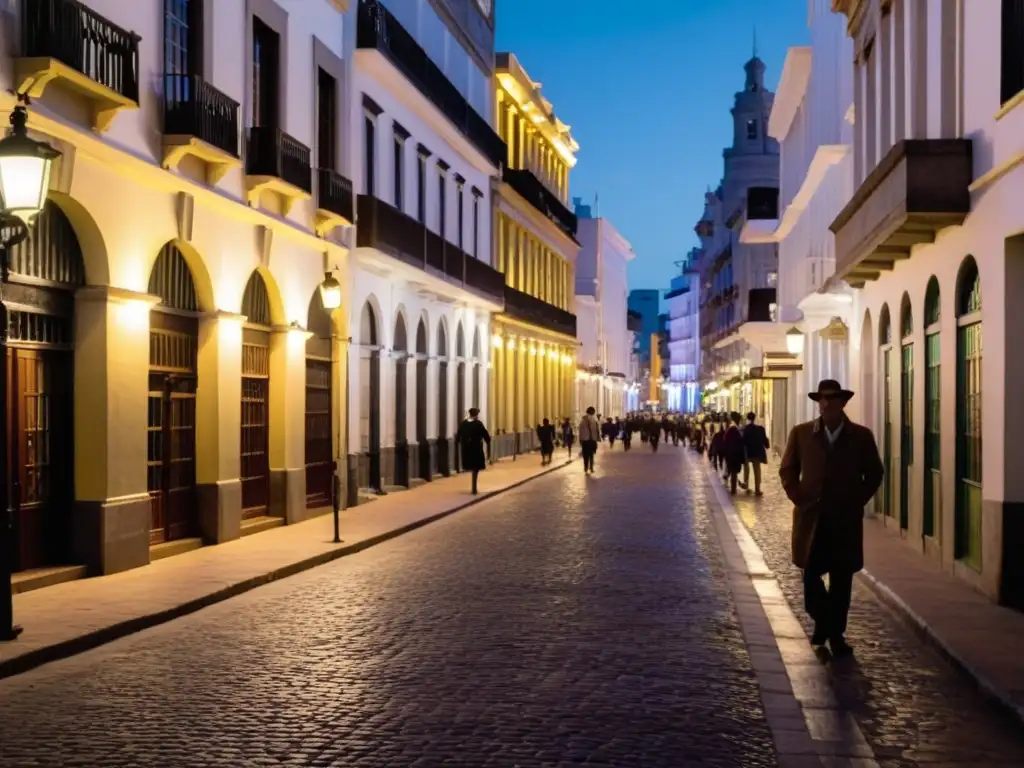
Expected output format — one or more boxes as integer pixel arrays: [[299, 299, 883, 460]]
[[162, 136, 241, 185], [244, 175, 312, 215], [15, 57, 137, 132]]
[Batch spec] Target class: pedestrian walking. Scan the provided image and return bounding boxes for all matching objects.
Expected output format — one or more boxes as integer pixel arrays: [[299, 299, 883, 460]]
[[779, 379, 884, 657], [646, 418, 661, 453], [602, 417, 618, 449], [722, 413, 745, 494], [561, 418, 575, 458], [536, 418, 556, 465], [740, 411, 769, 494], [622, 417, 633, 452], [579, 406, 600, 474], [457, 408, 491, 495], [708, 423, 724, 469]]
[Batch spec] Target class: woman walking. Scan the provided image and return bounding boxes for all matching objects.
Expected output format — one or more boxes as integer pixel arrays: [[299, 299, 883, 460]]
[[579, 407, 600, 474], [457, 408, 491, 495], [561, 417, 575, 458], [536, 418, 556, 465]]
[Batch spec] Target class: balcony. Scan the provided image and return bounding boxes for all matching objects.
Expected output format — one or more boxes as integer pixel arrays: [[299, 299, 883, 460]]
[[356, 195, 505, 304], [163, 75, 240, 185], [245, 127, 313, 214], [356, 0, 506, 169], [747, 288, 777, 323], [16, 0, 140, 132], [502, 168, 578, 239], [315, 169, 355, 235], [830, 139, 972, 288], [502, 286, 577, 338]]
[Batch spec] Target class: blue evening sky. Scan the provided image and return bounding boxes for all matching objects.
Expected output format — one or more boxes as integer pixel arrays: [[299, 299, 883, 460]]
[[495, 0, 810, 295]]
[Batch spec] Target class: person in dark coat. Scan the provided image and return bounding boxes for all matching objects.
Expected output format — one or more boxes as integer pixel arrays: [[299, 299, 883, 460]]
[[708, 423, 724, 468], [740, 411, 770, 495], [536, 418, 556, 465], [458, 408, 491, 495], [560, 418, 574, 457], [622, 417, 634, 451], [646, 417, 661, 453], [722, 413, 746, 493], [779, 379, 884, 657]]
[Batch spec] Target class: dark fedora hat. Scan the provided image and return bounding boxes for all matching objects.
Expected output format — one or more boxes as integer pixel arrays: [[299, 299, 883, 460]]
[[808, 379, 855, 402]]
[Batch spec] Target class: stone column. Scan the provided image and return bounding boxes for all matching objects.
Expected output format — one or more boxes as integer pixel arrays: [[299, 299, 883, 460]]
[[73, 287, 158, 575], [269, 324, 312, 524]]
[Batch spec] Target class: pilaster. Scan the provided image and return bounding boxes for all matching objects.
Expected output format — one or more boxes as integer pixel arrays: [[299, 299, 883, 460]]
[[269, 324, 311, 523], [73, 287, 158, 575]]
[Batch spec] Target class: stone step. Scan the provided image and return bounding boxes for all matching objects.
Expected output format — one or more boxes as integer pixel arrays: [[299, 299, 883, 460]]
[[11, 565, 88, 595], [149, 538, 203, 562], [240, 516, 285, 538]]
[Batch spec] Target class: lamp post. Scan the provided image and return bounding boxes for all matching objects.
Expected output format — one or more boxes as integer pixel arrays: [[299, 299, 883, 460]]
[[0, 99, 61, 641], [318, 272, 343, 544], [785, 327, 806, 356]]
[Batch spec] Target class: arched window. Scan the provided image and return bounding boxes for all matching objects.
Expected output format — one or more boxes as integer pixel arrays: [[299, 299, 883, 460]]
[[415, 318, 430, 481], [955, 257, 982, 569], [359, 301, 382, 491], [393, 312, 409, 486], [878, 303, 893, 519], [240, 271, 273, 519], [304, 289, 333, 509], [436, 322, 450, 476], [923, 277, 941, 538], [898, 293, 913, 531]]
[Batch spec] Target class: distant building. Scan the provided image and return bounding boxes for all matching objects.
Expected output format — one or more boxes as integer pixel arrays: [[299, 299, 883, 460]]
[[627, 289, 661, 371], [574, 199, 634, 418], [665, 249, 701, 412]]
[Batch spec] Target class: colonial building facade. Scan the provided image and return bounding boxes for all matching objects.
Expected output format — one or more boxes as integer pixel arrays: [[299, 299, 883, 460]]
[[828, 0, 1024, 608], [698, 56, 780, 425], [347, 0, 504, 496], [574, 201, 634, 419], [490, 53, 580, 448], [2, 0, 355, 585]]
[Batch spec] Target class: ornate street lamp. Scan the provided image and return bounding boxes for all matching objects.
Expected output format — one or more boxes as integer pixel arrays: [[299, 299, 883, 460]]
[[785, 326, 806, 356], [317, 271, 344, 544], [318, 271, 342, 310], [0, 99, 61, 642]]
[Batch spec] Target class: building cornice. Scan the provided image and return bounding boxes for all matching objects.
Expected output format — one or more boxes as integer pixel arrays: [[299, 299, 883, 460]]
[[768, 47, 812, 141], [495, 52, 579, 167]]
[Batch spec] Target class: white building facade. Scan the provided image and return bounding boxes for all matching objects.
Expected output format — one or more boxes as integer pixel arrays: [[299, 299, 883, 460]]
[[740, 2, 856, 452], [574, 204, 634, 419], [665, 248, 701, 412], [1, 0, 357, 580], [829, 0, 1024, 608], [347, 0, 503, 495]]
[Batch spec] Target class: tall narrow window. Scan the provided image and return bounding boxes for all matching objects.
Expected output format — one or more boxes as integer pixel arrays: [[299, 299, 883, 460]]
[[924, 277, 941, 540], [1002, 0, 1024, 105], [363, 114, 376, 196], [317, 68, 336, 170], [746, 118, 758, 139], [393, 123, 409, 212], [472, 187, 481, 258], [416, 145, 430, 224], [165, 0, 203, 78], [436, 160, 449, 238], [252, 17, 279, 129], [454, 175, 465, 252]]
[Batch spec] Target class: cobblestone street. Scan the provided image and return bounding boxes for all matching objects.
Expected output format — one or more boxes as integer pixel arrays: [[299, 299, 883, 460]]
[[727, 453, 1024, 767], [1, 446, 1023, 767]]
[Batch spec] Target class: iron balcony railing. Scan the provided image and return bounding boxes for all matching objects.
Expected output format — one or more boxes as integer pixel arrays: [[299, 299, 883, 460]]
[[502, 285, 577, 338], [164, 74, 240, 158], [22, 0, 141, 103], [502, 167, 577, 238], [357, 195, 504, 303], [317, 168, 355, 222], [246, 127, 312, 193], [356, 0, 505, 169]]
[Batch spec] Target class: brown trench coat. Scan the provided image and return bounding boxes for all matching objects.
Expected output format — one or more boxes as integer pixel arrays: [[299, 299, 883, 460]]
[[778, 417, 884, 573]]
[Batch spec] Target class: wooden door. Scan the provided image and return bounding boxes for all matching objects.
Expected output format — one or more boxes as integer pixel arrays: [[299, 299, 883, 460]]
[[241, 330, 270, 518], [8, 348, 72, 571], [305, 357, 332, 508], [148, 311, 199, 544]]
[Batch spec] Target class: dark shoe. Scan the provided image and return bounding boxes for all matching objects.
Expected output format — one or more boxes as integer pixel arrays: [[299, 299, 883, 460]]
[[829, 636, 853, 656], [755, 489, 763, 496], [810, 626, 828, 646]]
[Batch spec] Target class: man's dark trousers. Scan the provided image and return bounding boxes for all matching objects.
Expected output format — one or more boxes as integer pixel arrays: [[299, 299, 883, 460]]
[[803, 518, 854, 639]]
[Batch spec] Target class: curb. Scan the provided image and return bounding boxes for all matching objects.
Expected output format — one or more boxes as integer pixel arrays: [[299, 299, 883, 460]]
[[856, 568, 1024, 728], [0, 458, 575, 681]]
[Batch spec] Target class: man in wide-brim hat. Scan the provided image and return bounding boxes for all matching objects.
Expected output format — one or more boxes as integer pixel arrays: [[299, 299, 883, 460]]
[[779, 379, 884, 657]]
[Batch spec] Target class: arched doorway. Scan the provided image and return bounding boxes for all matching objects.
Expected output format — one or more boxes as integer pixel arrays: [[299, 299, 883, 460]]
[[899, 292, 913, 532], [878, 304, 893, 520], [147, 242, 200, 544], [955, 257, 982, 569], [305, 290, 332, 508], [415, 318, 429, 481], [436, 322, 450, 476], [359, 301, 381, 492], [393, 313, 409, 486], [472, 328, 481, 412], [240, 272, 272, 519], [923, 277, 941, 540], [5, 201, 83, 571], [454, 322, 465, 472]]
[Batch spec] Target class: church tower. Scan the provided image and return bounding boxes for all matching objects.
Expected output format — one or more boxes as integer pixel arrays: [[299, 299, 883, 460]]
[[722, 54, 779, 212]]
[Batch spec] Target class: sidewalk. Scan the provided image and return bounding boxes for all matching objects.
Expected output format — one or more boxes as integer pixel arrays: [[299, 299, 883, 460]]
[[1, 454, 571, 679], [715, 454, 1024, 725]]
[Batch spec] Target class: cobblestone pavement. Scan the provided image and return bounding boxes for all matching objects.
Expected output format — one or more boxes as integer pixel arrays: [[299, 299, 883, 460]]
[[0, 447, 778, 768], [724, 453, 1024, 767]]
